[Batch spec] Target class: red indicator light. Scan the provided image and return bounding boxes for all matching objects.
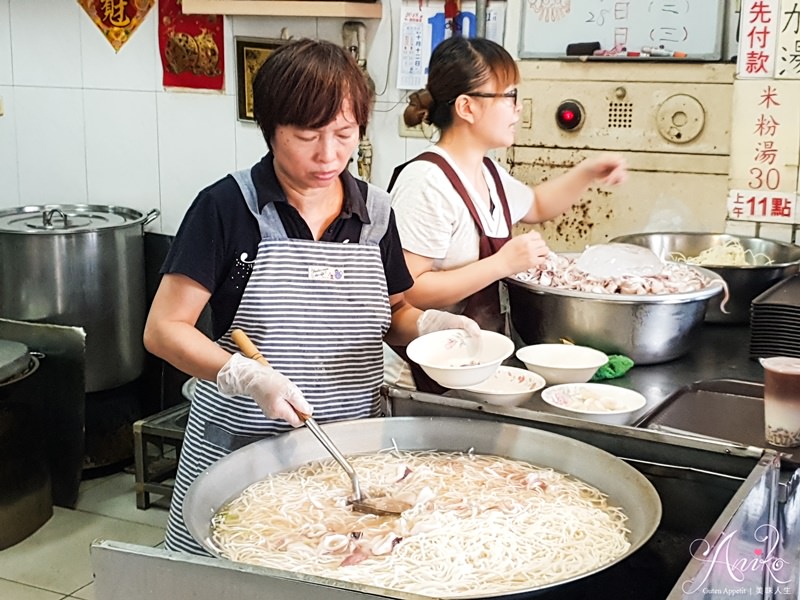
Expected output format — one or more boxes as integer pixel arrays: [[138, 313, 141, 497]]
[[555, 100, 584, 131]]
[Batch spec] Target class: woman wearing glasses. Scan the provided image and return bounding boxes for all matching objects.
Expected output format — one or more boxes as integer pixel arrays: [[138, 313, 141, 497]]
[[386, 36, 627, 392], [144, 39, 478, 554]]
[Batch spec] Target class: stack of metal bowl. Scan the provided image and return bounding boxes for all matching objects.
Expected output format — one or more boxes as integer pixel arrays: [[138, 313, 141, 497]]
[[610, 233, 800, 324], [505, 255, 725, 365]]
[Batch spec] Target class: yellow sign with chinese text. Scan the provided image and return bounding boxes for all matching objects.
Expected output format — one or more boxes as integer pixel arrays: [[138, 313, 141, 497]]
[[78, 0, 155, 53]]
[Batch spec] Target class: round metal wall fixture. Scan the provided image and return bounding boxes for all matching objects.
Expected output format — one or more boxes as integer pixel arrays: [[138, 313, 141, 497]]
[[555, 99, 585, 131], [656, 94, 705, 144]]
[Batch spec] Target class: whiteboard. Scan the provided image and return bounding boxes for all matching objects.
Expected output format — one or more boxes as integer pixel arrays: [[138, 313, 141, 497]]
[[519, 0, 725, 60]]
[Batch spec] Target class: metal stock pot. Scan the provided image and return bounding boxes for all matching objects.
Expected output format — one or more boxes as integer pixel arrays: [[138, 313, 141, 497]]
[[505, 259, 725, 364], [183, 416, 662, 597], [0, 204, 159, 392]]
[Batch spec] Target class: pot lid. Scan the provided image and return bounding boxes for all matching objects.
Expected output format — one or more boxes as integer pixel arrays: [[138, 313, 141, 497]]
[[0, 204, 148, 234], [0, 339, 31, 382]]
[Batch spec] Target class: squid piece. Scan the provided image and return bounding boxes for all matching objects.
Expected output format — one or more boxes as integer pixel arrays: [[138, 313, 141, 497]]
[[515, 253, 716, 296], [318, 533, 351, 555]]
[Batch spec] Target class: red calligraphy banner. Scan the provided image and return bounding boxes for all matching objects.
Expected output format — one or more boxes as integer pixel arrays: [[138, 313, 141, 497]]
[[158, 0, 224, 91], [78, 0, 155, 53]]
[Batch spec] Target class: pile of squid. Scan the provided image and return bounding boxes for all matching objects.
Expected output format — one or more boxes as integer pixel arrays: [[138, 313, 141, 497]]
[[514, 251, 720, 296]]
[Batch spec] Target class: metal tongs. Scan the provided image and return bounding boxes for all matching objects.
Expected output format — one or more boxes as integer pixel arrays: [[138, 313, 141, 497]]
[[230, 329, 411, 517]]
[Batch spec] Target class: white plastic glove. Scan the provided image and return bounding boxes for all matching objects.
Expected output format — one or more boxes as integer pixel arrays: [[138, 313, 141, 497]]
[[417, 309, 481, 338], [216, 353, 312, 428]]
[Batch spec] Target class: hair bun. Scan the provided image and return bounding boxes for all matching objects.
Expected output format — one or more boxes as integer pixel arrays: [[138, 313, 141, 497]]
[[403, 89, 433, 127]]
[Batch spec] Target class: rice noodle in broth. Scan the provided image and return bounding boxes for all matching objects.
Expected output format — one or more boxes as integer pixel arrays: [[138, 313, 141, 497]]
[[670, 240, 774, 267], [210, 450, 631, 597]]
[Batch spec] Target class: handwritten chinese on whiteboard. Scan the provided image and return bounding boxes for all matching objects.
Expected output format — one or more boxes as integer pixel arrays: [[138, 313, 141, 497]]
[[518, 0, 724, 59]]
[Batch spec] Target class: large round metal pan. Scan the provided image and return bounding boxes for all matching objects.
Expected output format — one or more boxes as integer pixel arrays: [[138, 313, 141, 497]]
[[184, 416, 662, 597]]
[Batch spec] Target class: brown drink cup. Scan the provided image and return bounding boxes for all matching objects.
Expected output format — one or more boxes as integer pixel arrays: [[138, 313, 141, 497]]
[[760, 356, 800, 448]]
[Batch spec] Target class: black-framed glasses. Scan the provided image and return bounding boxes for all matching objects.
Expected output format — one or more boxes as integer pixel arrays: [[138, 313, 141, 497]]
[[450, 88, 518, 104]]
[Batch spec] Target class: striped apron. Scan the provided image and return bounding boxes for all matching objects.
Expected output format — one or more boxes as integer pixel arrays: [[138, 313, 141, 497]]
[[165, 168, 392, 554]]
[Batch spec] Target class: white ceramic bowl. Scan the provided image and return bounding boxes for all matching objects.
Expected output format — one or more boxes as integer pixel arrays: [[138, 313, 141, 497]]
[[406, 329, 515, 389], [516, 344, 608, 384], [541, 383, 646, 417], [456, 366, 546, 407]]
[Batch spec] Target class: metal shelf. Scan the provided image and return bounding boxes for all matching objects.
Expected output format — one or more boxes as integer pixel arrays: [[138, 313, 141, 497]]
[[182, 0, 383, 18]]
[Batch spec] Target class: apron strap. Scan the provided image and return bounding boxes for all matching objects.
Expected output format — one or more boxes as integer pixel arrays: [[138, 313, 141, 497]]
[[482, 159, 513, 239], [231, 167, 288, 241], [360, 184, 392, 246], [233, 167, 387, 246]]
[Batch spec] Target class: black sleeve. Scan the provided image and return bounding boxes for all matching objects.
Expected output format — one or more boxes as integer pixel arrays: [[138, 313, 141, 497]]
[[380, 209, 414, 296], [159, 176, 261, 339], [161, 184, 229, 292]]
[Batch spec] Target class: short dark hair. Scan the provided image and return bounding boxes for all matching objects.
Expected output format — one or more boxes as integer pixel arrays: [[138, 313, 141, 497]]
[[252, 39, 373, 149], [422, 36, 519, 130]]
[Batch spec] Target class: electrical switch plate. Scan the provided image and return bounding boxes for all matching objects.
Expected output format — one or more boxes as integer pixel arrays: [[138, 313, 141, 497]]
[[521, 98, 532, 128], [398, 116, 437, 139]]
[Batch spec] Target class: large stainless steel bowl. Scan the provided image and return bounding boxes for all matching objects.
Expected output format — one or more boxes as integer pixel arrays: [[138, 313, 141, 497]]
[[611, 232, 800, 323], [505, 261, 725, 364], [183, 417, 662, 598]]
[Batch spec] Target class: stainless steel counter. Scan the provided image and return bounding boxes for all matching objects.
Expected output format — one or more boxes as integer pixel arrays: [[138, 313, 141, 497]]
[[606, 323, 762, 410]]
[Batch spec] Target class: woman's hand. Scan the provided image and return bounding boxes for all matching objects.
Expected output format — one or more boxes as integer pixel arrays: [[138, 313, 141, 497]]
[[523, 153, 628, 224], [417, 309, 481, 338], [579, 153, 628, 186], [494, 230, 551, 276], [216, 353, 312, 427]]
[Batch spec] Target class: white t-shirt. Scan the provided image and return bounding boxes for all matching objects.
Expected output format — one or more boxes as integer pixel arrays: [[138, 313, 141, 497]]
[[391, 147, 533, 281], [385, 146, 535, 389]]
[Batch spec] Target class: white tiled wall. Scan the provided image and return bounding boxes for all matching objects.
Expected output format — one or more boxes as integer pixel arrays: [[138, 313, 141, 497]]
[[10, 0, 84, 88], [0, 1, 12, 83], [0, 85, 17, 203], [15, 86, 87, 203], [0, 0, 422, 233], [84, 89, 160, 214]]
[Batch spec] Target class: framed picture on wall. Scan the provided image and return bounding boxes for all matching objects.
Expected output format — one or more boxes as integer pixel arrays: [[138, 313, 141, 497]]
[[235, 37, 290, 122]]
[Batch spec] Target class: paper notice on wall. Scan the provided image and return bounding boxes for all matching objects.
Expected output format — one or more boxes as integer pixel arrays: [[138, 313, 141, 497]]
[[397, 1, 506, 91], [728, 78, 800, 223], [727, 189, 798, 223], [775, 0, 800, 79], [737, 0, 780, 78]]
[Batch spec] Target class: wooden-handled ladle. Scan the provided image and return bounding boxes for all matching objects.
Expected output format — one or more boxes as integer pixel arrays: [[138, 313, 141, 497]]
[[230, 329, 411, 517]]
